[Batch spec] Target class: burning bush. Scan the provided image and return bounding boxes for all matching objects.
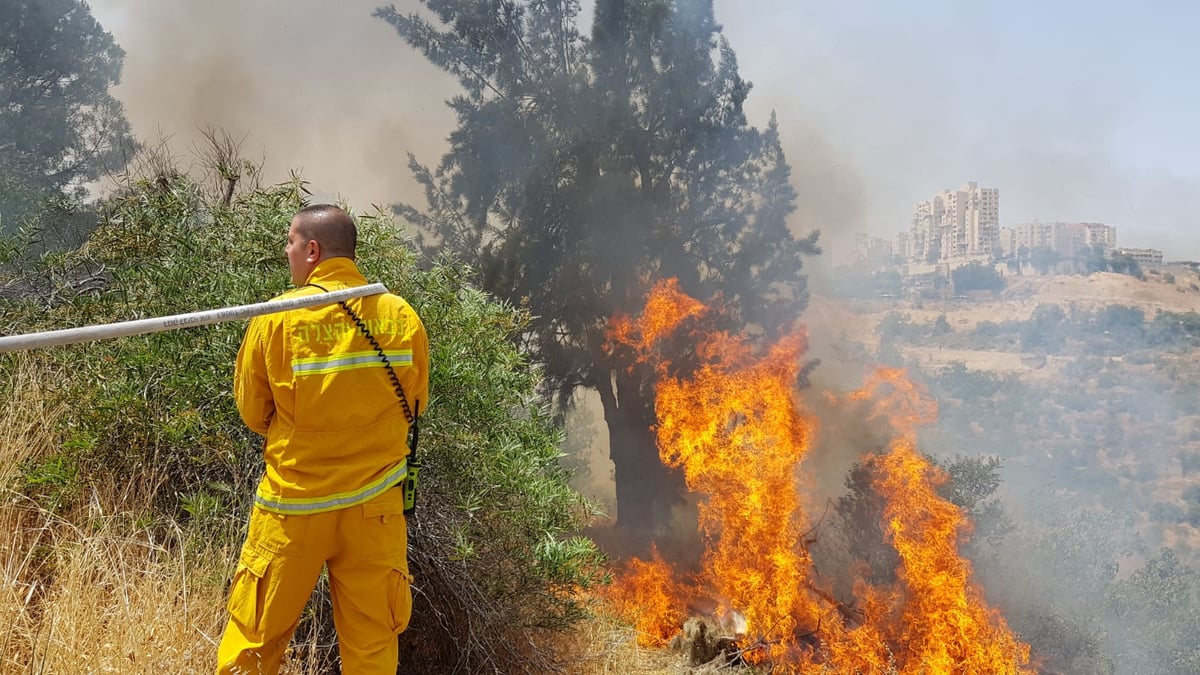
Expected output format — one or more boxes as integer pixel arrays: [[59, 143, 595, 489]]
[[601, 280, 1033, 673]]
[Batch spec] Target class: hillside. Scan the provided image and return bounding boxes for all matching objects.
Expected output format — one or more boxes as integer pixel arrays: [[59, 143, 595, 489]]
[[807, 264, 1200, 560], [796, 266, 1200, 671], [807, 267, 1200, 379]]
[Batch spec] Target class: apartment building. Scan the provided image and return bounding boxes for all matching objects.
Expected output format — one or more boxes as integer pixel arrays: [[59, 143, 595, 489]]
[[1115, 247, 1163, 267], [850, 232, 895, 269], [908, 182, 999, 262], [1083, 223, 1117, 253], [1012, 222, 1118, 258]]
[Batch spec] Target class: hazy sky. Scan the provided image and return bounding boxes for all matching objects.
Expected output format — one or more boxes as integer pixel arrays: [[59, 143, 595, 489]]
[[86, 1, 1200, 258]]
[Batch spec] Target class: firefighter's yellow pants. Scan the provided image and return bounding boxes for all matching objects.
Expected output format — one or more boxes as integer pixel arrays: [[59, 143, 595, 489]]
[[215, 487, 412, 674]]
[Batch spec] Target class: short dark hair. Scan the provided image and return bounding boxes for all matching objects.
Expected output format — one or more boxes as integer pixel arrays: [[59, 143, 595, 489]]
[[294, 204, 357, 259]]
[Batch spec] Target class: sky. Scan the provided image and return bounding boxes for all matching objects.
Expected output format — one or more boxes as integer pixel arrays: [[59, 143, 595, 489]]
[[85, 0, 1200, 259]]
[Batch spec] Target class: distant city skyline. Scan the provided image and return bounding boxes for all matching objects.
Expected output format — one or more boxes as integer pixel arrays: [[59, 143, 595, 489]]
[[851, 177, 1166, 270]]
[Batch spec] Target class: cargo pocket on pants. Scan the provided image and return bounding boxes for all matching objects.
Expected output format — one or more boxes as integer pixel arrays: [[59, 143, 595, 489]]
[[388, 568, 414, 635], [227, 544, 272, 636]]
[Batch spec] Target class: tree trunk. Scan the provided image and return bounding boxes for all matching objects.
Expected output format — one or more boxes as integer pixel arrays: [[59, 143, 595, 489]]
[[595, 366, 690, 537]]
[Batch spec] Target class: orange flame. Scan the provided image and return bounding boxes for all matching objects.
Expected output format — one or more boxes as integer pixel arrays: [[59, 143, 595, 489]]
[[602, 280, 1033, 673], [605, 546, 691, 646]]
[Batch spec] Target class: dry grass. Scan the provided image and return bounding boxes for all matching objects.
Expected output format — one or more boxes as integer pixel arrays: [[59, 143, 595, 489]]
[[1, 356, 228, 674], [0, 500, 228, 674], [535, 604, 687, 674]]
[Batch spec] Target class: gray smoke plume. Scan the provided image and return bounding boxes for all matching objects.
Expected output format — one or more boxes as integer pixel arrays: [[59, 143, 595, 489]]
[[87, 0, 460, 207]]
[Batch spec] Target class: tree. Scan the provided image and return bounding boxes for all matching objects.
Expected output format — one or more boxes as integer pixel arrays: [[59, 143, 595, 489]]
[[1105, 548, 1200, 673], [925, 238, 942, 264], [1021, 302, 1067, 353], [380, 0, 821, 534], [1085, 243, 1109, 274], [822, 452, 1012, 592], [0, 0, 136, 224], [1109, 252, 1143, 279], [1030, 245, 1060, 275], [951, 260, 1005, 294]]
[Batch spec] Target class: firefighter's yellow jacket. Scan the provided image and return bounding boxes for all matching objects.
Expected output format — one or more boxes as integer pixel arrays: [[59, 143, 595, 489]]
[[234, 257, 429, 515]]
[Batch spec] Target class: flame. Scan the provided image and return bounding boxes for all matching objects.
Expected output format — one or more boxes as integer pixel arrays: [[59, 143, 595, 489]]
[[605, 546, 691, 646], [602, 280, 1033, 673], [857, 369, 1033, 672]]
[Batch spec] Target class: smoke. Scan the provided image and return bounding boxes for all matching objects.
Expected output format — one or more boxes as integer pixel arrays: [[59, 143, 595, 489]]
[[87, 0, 459, 208]]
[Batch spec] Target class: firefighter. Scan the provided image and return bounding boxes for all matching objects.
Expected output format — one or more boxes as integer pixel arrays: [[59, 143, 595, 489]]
[[216, 204, 429, 674]]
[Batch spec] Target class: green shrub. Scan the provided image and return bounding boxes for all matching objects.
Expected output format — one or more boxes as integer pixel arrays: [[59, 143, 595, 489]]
[[0, 175, 605, 671]]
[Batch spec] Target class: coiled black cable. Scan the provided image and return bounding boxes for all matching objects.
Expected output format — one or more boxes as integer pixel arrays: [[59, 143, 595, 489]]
[[336, 298, 415, 426], [305, 284, 420, 451]]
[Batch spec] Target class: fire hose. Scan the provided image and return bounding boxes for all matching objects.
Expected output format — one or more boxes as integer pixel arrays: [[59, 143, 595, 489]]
[[0, 283, 389, 353]]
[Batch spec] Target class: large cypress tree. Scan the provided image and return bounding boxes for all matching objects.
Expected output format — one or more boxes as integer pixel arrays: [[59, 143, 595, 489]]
[[378, 0, 820, 534]]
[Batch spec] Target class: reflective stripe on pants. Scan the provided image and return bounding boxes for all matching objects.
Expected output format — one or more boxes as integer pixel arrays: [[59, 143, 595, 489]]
[[216, 487, 412, 674]]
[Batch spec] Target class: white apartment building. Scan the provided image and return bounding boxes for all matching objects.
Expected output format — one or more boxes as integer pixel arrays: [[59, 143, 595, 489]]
[[1013, 221, 1057, 252], [908, 182, 999, 262], [850, 232, 895, 268], [1012, 222, 1118, 258], [1115, 247, 1164, 267], [997, 227, 1017, 258], [1083, 223, 1117, 253]]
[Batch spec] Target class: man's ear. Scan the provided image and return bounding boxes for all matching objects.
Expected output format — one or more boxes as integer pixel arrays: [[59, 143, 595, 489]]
[[306, 239, 321, 264]]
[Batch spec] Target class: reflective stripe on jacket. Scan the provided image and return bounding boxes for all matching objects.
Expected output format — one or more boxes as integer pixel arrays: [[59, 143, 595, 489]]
[[234, 257, 430, 515]]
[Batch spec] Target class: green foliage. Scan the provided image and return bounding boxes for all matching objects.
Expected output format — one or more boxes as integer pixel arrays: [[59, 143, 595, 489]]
[[1083, 244, 1110, 275], [962, 301, 1200, 356], [0, 174, 605, 671], [1183, 485, 1200, 527], [993, 499, 1138, 670], [1094, 304, 1145, 341], [970, 319, 1022, 349], [1020, 303, 1067, 353], [2, 176, 301, 511], [929, 361, 1006, 401], [933, 454, 1014, 549], [950, 260, 1005, 294], [0, 0, 136, 223], [876, 311, 960, 344], [1105, 548, 1200, 673], [881, 313, 1200, 670], [931, 313, 952, 335], [1109, 252, 1144, 279], [400, 260, 606, 670], [1030, 245, 1061, 275], [824, 452, 1012, 588], [876, 311, 916, 342], [1181, 450, 1200, 476], [1146, 309, 1200, 349]]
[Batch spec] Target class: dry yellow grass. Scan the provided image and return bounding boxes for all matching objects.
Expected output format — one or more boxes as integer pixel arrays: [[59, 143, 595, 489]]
[[0, 356, 228, 674], [0, 502, 229, 674]]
